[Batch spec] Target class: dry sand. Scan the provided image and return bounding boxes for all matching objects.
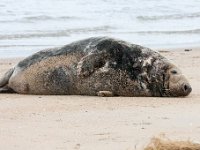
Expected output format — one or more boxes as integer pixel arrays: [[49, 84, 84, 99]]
[[0, 48, 200, 150]]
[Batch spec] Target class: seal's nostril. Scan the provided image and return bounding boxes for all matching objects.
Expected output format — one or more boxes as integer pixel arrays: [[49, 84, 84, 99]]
[[184, 84, 188, 91]]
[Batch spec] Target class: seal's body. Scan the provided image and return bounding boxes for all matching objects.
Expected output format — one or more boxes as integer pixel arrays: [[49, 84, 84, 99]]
[[0, 37, 192, 96]]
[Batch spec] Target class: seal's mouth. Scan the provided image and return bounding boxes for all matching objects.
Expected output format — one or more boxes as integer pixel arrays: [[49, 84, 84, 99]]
[[161, 73, 192, 97], [162, 82, 192, 97], [162, 84, 192, 97]]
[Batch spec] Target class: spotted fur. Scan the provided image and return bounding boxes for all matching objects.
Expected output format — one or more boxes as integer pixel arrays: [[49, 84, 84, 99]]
[[0, 37, 192, 96]]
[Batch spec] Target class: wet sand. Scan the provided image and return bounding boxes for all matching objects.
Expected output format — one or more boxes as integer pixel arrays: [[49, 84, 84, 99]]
[[0, 48, 200, 150]]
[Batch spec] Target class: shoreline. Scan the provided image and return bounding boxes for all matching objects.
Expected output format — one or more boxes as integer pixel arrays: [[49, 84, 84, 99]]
[[0, 45, 199, 59], [0, 47, 200, 149]]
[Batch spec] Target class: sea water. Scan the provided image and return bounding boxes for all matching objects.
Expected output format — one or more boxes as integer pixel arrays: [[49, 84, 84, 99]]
[[0, 0, 200, 57]]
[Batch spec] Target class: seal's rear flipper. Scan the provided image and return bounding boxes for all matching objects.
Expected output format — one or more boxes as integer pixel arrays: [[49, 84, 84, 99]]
[[0, 86, 15, 93], [0, 68, 14, 87]]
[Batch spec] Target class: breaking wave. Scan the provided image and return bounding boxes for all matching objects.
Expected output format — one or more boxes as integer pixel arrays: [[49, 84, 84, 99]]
[[137, 12, 200, 21], [0, 26, 113, 40], [0, 15, 82, 23], [133, 29, 200, 35], [24, 15, 81, 21]]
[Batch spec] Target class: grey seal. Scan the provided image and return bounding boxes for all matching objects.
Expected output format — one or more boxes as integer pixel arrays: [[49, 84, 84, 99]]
[[0, 37, 192, 96]]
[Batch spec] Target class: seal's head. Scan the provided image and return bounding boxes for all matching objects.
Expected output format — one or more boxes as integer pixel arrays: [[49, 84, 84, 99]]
[[163, 65, 192, 97]]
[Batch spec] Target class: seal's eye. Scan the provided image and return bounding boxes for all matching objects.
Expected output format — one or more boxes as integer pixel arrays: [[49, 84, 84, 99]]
[[171, 70, 177, 74]]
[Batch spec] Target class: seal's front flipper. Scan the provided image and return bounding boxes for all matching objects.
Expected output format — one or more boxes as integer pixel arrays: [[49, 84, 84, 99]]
[[0, 86, 15, 93], [0, 68, 14, 87], [97, 91, 114, 97], [77, 52, 107, 77]]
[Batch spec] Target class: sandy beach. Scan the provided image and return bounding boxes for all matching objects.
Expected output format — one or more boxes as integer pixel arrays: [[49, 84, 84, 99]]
[[0, 48, 200, 150]]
